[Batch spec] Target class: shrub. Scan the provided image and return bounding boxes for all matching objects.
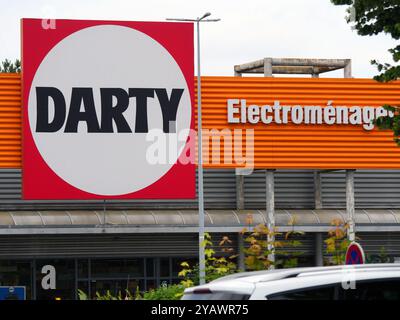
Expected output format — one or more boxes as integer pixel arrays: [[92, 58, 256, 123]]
[[324, 219, 351, 265], [142, 283, 185, 300]]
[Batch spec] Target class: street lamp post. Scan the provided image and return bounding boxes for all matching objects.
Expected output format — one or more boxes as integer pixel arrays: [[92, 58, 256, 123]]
[[167, 13, 220, 285]]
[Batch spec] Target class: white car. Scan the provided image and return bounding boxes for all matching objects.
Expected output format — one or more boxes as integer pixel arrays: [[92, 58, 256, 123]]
[[182, 264, 400, 300]]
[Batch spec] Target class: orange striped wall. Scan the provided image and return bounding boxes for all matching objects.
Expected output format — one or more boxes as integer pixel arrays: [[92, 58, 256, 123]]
[[1, 74, 400, 169], [0, 73, 21, 168], [198, 76, 400, 169]]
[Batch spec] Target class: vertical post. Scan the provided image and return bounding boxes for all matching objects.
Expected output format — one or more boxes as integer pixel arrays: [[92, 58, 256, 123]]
[[238, 234, 245, 271], [266, 169, 275, 268], [236, 174, 245, 210], [263, 58, 273, 77], [196, 20, 206, 285], [314, 171, 322, 210], [344, 59, 352, 78], [32, 259, 37, 300], [103, 199, 106, 225], [234, 63, 245, 211], [346, 169, 356, 242], [314, 233, 324, 266]]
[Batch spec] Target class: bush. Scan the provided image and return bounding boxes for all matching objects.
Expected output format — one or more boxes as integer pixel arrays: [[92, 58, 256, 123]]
[[324, 219, 351, 265], [78, 284, 185, 300], [142, 283, 185, 300]]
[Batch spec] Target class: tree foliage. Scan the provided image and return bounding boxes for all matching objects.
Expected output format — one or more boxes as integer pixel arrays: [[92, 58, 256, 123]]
[[0, 59, 21, 73], [331, 1, 400, 143], [324, 219, 351, 265]]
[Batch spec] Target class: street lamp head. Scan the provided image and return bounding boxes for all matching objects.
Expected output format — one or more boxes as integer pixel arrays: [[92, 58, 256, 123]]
[[200, 12, 211, 20]]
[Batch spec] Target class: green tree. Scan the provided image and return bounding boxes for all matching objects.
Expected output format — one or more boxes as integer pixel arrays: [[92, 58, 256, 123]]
[[0, 59, 21, 73], [331, 1, 400, 143]]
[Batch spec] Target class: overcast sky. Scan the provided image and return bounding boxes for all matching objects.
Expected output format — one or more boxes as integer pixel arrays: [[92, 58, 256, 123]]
[[0, 0, 397, 78]]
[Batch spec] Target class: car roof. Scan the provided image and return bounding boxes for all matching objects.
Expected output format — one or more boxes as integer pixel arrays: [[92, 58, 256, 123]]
[[184, 264, 400, 296], [210, 263, 400, 284]]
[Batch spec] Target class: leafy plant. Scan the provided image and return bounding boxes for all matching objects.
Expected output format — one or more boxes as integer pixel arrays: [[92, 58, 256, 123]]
[[324, 219, 351, 265], [366, 246, 392, 264], [179, 233, 237, 286], [241, 223, 282, 270], [78, 287, 137, 300], [277, 216, 305, 268], [241, 217, 304, 270], [77, 289, 88, 300], [142, 283, 185, 300]]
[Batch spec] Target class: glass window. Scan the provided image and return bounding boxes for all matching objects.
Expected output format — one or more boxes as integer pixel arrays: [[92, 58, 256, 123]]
[[0, 260, 32, 300], [90, 259, 144, 278], [340, 279, 400, 300], [160, 258, 170, 278], [35, 259, 75, 300], [268, 285, 337, 300], [77, 259, 88, 279], [146, 258, 155, 277]]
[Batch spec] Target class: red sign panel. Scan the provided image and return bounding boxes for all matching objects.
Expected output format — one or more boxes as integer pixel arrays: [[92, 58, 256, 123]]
[[22, 18, 195, 199], [345, 242, 365, 265]]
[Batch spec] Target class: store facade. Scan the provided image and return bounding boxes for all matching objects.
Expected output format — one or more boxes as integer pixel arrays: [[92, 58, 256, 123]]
[[1, 18, 400, 299]]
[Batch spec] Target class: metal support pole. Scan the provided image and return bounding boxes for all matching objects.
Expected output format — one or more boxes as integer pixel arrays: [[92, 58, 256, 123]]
[[236, 175, 245, 210], [196, 20, 206, 285], [346, 169, 356, 242], [234, 66, 245, 211], [314, 171, 322, 210], [344, 59, 352, 78], [315, 233, 324, 266], [266, 169, 275, 268], [238, 233, 245, 271], [263, 58, 273, 77]]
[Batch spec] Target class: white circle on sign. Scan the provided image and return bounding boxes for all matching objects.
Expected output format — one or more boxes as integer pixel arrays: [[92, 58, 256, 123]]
[[28, 25, 191, 196]]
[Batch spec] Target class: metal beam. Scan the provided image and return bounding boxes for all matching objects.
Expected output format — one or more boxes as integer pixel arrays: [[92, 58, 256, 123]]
[[234, 64, 245, 210], [234, 58, 349, 72], [243, 66, 342, 75], [270, 58, 348, 68], [234, 57, 351, 77], [314, 232, 324, 266], [266, 169, 275, 267], [346, 169, 356, 242], [344, 59, 352, 78], [238, 233, 245, 271], [314, 171, 322, 210], [263, 58, 273, 77], [235, 175, 245, 210], [1, 221, 400, 235]]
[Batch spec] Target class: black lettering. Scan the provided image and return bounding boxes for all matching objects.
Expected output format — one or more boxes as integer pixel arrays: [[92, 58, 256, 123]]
[[129, 88, 154, 133], [155, 88, 184, 133], [100, 88, 132, 133], [64, 88, 101, 133], [36, 87, 66, 132]]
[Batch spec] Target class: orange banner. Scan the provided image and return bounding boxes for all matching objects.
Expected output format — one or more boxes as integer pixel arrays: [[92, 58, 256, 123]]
[[1, 74, 400, 169], [198, 76, 400, 169]]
